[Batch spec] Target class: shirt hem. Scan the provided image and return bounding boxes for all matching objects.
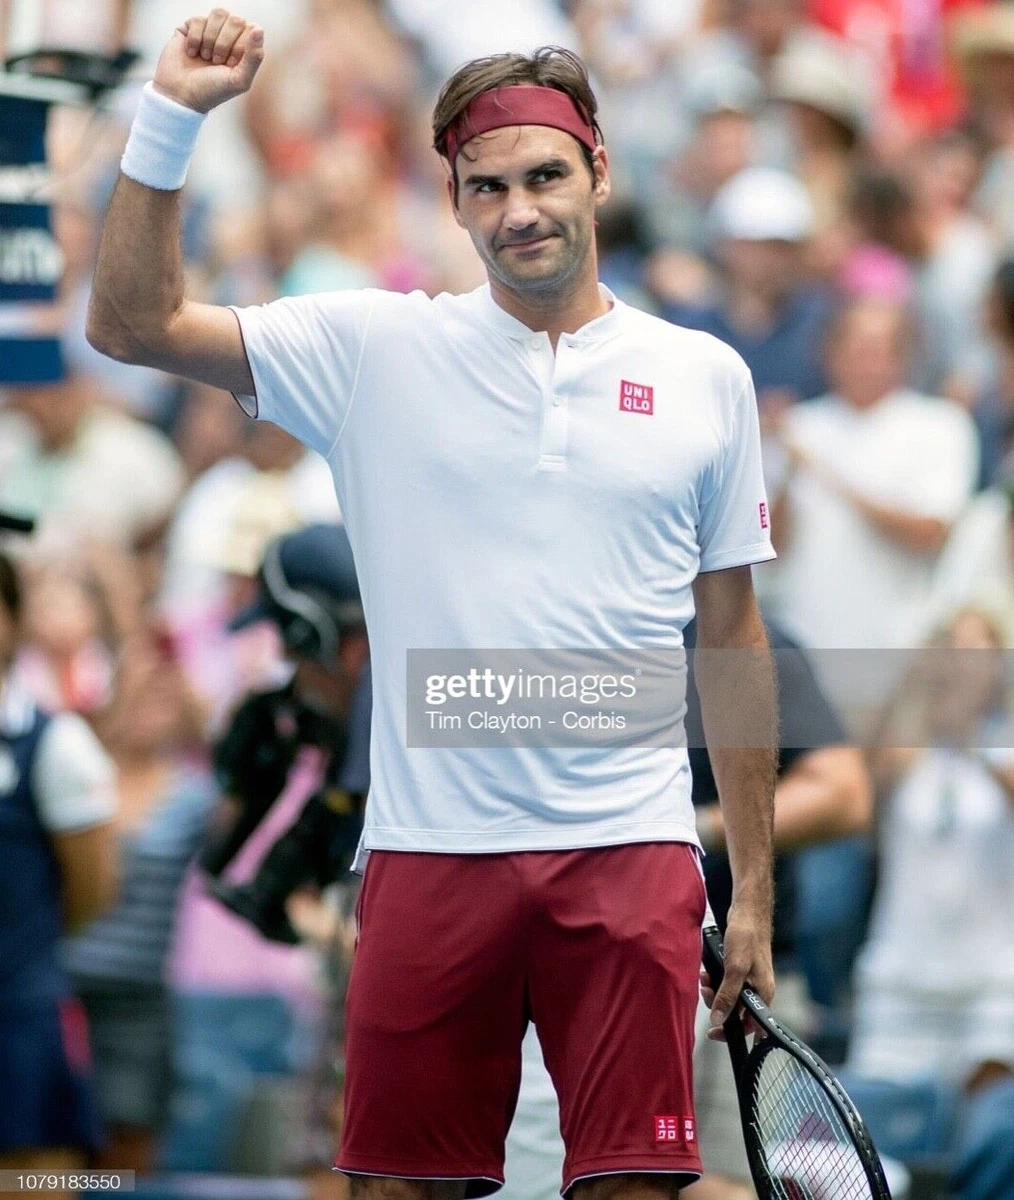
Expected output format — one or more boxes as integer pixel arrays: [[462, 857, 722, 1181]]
[[227, 306, 258, 418], [699, 541, 776, 573], [361, 820, 701, 856]]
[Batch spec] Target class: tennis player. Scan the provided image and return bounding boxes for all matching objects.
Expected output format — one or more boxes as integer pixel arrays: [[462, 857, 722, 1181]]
[[88, 13, 778, 1198]]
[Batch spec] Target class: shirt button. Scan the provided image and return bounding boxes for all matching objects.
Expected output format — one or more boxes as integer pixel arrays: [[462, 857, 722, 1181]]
[[552, 395, 562, 407]]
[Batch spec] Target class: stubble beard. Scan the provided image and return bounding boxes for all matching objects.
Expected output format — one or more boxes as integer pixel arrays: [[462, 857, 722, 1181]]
[[483, 218, 594, 300]]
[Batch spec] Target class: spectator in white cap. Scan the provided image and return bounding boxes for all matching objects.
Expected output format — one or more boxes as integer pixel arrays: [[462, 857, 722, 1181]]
[[662, 166, 833, 409]]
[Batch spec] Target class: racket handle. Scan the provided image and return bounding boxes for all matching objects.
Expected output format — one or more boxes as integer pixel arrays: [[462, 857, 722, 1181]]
[[702, 923, 754, 1084], [0, 511, 35, 533], [702, 924, 726, 992], [702, 924, 772, 1026]]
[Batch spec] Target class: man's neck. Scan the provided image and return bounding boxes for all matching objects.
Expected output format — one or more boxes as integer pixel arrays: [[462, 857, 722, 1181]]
[[41, 419, 86, 454], [842, 385, 894, 411], [488, 268, 610, 351]]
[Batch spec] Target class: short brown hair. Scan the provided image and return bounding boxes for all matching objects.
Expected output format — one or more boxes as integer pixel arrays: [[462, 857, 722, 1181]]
[[432, 47, 602, 180]]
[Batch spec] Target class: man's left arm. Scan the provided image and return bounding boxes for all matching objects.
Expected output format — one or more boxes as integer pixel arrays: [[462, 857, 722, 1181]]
[[698, 633, 871, 851], [691, 564, 777, 1037]]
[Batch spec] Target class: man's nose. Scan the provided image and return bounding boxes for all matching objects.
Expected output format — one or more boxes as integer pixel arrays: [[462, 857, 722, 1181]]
[[503, 188, 540, 230]]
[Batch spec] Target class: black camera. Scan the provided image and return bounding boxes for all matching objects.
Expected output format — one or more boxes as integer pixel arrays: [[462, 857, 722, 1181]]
[[200, 679, 366, 944], [200, 524, 370, 944]]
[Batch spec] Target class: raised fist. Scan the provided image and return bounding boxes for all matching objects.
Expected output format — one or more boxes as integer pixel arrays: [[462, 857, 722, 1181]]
[[153, 10, 264, 113]]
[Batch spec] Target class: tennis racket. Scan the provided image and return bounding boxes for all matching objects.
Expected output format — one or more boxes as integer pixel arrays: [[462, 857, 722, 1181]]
[[702, 918, 892, 1200]]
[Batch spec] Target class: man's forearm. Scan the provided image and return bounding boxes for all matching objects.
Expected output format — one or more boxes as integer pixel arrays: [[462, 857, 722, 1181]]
[[694, 618, 777, 907], [708, 746, 776, 904], [87, 176, 186, 365]]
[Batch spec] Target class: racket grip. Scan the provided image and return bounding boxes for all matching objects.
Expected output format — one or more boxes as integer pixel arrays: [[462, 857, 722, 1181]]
[[702, 924, 726, 992], [0, 511, 35, 533]]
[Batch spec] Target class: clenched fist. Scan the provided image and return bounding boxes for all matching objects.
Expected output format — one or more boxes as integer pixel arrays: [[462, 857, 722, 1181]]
[[153, 9, 264, 114]]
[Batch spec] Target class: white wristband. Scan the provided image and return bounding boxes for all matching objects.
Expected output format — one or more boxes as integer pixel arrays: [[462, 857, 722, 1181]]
[[120, 82, 206, 191]]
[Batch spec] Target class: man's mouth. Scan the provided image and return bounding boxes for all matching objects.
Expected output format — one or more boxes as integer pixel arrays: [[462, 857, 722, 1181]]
[[501, 234, 556, 250]]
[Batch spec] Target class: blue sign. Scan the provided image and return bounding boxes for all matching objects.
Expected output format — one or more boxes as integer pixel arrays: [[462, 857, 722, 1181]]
[[0, 202, 62, 302], [0, 93, 48, 165], [0, 93, 63, 384]]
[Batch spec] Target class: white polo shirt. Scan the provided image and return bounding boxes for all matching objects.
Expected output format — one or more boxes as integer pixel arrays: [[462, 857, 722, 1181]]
[[232, 284, 774, 859]]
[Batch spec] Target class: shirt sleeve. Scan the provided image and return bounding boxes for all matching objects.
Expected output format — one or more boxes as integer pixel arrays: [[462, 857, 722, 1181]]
[[229, 289, 377, 458], [697, 367, 777, 573], [32, 712, 117, 833]]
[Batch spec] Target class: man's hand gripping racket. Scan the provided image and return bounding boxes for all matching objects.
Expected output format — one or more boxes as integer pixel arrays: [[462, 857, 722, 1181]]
[[701, 904, 893, 1200]]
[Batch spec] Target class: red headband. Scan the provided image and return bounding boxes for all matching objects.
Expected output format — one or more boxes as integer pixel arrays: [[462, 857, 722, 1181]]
[[443, 85, 597, 166]]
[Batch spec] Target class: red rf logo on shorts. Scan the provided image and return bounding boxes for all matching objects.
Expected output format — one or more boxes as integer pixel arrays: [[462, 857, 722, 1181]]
[[654, 1115, 695, 1143], [619, 380, 654, 415]]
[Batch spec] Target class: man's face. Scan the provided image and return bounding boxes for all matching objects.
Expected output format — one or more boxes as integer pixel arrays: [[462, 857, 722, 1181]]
[[721, 238, 800, 297], [10, 375, 89, 452], [292, 630, 369, 718], [826, 302, 908, 408], [450, 125, 609, 297]]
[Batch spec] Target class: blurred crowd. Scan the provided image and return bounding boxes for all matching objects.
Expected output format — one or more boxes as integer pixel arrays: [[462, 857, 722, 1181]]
[[2, 0, 1014, 1196]]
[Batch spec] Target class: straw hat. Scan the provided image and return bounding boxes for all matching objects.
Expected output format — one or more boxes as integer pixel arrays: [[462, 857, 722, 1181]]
[[952, 5, 1014, 86], [771, 32, 870, 137]]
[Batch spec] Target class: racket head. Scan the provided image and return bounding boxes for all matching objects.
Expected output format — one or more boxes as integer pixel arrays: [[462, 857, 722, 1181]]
[[738, 1017, 893, 1200], [701, 925, 891, 1200]]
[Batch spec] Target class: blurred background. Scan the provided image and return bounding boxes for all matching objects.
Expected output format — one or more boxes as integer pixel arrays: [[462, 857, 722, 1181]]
[[1, 0, 1013, 1198]]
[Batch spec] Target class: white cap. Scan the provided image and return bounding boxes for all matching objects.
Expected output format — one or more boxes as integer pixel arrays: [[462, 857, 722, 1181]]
[[709, 167, 814, 243]]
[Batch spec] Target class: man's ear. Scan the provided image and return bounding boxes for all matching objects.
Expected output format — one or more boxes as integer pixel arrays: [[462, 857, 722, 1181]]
[[592, 145, 611, 208]]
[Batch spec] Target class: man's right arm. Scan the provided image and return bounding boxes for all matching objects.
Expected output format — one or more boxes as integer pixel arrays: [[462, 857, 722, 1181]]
[[88, 176, 254, 394], [87, 12, 265, 397]]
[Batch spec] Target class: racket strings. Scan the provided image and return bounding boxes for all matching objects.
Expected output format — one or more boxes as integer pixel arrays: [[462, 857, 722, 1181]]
[[750, 1047, 874, 1200]]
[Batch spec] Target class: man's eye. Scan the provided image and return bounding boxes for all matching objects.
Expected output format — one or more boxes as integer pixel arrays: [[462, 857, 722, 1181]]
[[533, 170, 562, 183], [475, 181, 501, 193]]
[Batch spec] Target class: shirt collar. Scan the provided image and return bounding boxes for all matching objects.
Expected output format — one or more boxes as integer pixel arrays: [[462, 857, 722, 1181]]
[[473, 282, 624, 346]]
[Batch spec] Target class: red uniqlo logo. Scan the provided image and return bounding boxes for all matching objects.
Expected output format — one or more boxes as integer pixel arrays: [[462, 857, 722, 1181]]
[[759, 501, 769, 530], [655, 1116, 679, 1142], [619, 379, 654, 415], [654, 1115, 696, 1144]]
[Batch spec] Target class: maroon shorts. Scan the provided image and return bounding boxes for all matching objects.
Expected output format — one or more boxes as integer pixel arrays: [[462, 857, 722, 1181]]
[[336, 841, 706, 1197]]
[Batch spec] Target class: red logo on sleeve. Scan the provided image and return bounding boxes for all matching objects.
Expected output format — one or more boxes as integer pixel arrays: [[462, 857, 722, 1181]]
[[619, 380, 654, 415], [759, 501, 769, 530], [654, 1115, 696, 1143]]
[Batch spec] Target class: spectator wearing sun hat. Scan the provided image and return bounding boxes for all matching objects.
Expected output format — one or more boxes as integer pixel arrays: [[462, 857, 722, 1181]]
[[770, 31, 871, 249], [953, 4, 1014, 248]]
